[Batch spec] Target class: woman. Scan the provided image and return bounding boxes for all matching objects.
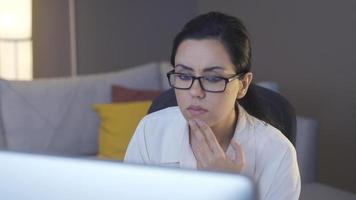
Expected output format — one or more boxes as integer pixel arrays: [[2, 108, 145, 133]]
[[124, 12, 300, 200]]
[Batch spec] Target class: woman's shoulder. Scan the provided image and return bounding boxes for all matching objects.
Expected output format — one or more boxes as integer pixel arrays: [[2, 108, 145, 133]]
[[138, 106, 186, 138], [133, 106, 187, 163], [246, 114, 298, 176], [243, 113, 300, 200], [246, 112, 295, 153]]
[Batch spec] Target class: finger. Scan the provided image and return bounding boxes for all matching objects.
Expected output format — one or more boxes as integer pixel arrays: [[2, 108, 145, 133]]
[[188, 120, 211, 159], [188, 120, 206, 144], [195, 119, 224, 155], [231, 140, 245, 167], [190, 139, 206, 167]]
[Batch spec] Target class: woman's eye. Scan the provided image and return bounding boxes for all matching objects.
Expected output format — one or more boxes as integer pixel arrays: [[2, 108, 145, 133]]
[[177, 74, 192, 81], [204, 76, 224, 83]]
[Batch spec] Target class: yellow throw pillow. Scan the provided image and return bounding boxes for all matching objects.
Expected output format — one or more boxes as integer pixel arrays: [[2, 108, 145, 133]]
[[93, 101, 152, 160]]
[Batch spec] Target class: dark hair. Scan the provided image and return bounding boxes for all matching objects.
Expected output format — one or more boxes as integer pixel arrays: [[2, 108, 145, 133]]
[[170, 12, 252, 74]]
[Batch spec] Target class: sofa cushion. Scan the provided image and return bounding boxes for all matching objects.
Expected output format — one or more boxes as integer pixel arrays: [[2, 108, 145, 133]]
[[0, 62, 162, 155], [0, 116, 5, 149], [0, 84, 5, 149], [111, 85, 161, 102], [94, 101, 152, 160], [296, 116, 318, 183]]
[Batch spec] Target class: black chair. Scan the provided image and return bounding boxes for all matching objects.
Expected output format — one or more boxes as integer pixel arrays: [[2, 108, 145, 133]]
[[148, 84, 296, 145]]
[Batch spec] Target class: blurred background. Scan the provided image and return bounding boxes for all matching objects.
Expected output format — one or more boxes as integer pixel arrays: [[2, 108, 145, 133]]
[[1, 0, 355, 194]]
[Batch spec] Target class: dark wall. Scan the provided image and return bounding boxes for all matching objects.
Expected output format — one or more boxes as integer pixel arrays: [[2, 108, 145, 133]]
[[33, 0, 71, 78], [198, 0, 356, 193], [75, 0, 197, 74], [33, 0, 197, 77]]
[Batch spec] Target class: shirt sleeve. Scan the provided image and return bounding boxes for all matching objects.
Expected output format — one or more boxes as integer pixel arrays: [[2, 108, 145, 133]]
[[124, 118, 151, 164], [262, 146, 301, 200]]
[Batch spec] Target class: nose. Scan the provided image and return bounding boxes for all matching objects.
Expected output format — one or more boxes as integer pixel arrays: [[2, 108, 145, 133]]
[[189, 79, 205, 98]]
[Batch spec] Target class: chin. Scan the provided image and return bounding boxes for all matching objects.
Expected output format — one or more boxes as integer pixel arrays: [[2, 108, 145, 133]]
[[185, 113, 214, 126]]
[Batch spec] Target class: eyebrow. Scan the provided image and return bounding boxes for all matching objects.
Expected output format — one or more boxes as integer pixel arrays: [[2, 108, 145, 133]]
[[175, 64, 225, 72]]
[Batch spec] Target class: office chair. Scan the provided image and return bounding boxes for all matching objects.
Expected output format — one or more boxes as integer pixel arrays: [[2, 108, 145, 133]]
[[148, 84, 296, 145]]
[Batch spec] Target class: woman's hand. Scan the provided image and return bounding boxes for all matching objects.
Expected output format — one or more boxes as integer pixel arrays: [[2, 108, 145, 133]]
[[188, 119, 245, 173]]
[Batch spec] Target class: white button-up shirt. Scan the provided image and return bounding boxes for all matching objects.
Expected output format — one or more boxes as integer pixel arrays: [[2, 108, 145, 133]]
[[125, 105, 301, 200]]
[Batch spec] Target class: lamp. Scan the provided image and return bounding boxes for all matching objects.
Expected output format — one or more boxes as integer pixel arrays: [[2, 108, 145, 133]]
[[0, 0, 32, 80]]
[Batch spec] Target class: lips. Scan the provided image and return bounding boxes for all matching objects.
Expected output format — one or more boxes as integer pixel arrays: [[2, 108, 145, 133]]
[[187, 105, 208, 116]]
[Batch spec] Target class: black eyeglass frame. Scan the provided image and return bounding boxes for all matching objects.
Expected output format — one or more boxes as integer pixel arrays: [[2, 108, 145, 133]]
[[166, 70, 246, 93]]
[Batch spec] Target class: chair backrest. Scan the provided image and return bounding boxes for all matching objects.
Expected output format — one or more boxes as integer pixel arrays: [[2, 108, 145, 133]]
[[148, 84, 296, 145]]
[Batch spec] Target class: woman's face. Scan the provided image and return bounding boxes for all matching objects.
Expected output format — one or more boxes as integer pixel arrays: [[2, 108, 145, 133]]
[[174, 39, 251, 127]]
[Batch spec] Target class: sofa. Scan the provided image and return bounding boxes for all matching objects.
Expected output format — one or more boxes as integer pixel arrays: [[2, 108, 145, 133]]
[[0, 62, 354, 199]]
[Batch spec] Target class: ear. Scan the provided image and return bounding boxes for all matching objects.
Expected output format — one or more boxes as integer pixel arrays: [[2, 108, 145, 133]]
[[237, 72, 253, 99]]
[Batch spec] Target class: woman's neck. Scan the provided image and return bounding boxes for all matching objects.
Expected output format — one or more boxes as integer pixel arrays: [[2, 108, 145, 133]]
[[211, 108, 238, 151]]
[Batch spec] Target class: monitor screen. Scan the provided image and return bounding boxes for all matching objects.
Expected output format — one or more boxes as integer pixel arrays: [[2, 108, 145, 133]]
[[0, 151, 255, 200]]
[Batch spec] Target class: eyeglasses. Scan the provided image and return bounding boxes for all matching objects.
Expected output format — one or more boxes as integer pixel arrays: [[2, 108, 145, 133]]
[[166, 70, 245, 93]]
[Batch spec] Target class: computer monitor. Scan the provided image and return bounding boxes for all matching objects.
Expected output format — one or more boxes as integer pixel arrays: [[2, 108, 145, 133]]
[[0, 151, 255, 200]]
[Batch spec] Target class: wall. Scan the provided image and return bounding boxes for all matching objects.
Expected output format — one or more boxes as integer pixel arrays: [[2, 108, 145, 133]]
[[32, 0, 71, 78], [75, 0, 197, 74], [33, 0, 197, 77], [198, 0, 356, 193]]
